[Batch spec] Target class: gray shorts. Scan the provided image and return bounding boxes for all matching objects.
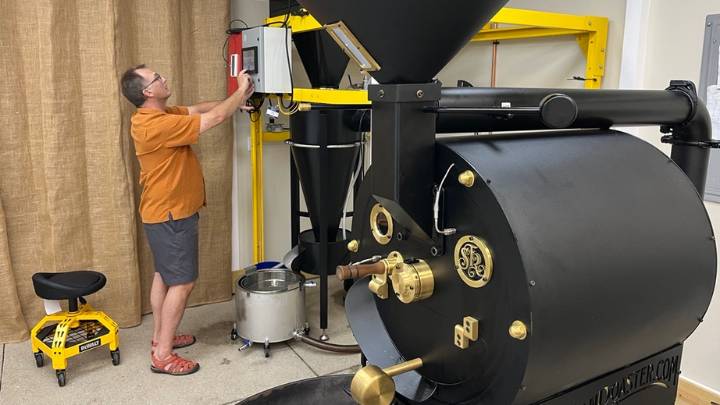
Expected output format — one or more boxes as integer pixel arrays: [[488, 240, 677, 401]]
[[143, 212, 199, 286]]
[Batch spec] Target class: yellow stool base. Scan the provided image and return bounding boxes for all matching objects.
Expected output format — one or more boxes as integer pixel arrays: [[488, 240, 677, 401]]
[[30, 302, 119, 386]]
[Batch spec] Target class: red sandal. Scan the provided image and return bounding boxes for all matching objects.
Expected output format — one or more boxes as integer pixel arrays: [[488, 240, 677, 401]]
[[150, 352, 200, 376], [151, 334, 196, 350]]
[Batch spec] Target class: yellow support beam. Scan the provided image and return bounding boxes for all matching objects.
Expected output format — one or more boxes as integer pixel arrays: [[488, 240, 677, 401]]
[[262, 130, 289, 142], [473, 27, 585, 42], [249, 113, 264, 262], [292, 88, 370, 105], [265, 14, 321, 33], [578, 18, 608, 89], [490, 7, 599, 31]]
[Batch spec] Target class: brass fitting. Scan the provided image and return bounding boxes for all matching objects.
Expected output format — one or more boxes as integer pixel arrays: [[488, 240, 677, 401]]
[[367, 252, 403, 300], [370, 204, 393, 245], [390, 259, 434, 304], [347, 239, 360, 252], [337, 251, 435, 303], [509, 320, 528, 340], [458, 170, 476, 187]]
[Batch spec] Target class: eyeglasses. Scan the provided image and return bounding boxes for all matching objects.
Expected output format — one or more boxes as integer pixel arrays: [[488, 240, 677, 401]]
[[143, 73, 163, 91]]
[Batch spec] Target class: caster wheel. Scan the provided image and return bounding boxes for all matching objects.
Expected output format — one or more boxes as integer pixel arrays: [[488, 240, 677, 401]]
[[230, 328, 239, 341], [360, 353, 367, 367], [34, 351, 44, 368], [56, 370, 66, 387], [111, 349, 120, 366], [303, 322, 310, 335], [264, 342, 270, 358]]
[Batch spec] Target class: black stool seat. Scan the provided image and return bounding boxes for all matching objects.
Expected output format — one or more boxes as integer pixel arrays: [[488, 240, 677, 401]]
[[32, 271, 106, 300]]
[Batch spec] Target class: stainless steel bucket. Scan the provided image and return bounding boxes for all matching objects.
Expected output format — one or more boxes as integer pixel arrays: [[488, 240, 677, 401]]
[[234, 269, 308, 350]]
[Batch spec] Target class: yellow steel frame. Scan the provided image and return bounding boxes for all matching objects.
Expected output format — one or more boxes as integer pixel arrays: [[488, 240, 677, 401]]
[[249, 8, 608, 260], [476, 8, 608, 89], [30, 303, 119, 371]]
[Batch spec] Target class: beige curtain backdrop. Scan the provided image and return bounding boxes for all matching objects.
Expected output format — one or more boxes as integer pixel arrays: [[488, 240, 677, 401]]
[[0, 0, 234, 343]]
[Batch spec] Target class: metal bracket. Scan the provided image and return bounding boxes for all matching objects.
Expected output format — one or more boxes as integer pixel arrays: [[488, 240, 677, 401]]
[[454, 316, 479, 349], [665, 80, 698, 126], [660, 135, 720, 149]]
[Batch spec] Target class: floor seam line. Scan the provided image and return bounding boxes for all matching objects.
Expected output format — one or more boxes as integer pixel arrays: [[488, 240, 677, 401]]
[[286, 342, 319, 377], [324, 365, 358, 376]]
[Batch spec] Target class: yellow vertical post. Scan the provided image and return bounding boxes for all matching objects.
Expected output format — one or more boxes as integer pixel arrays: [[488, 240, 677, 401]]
[[578, 17, 608, 89], [250, 113, 264, 263]]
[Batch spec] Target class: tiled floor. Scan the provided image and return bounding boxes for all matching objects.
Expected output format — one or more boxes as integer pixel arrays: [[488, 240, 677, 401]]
[[0, 276, 359, 405]]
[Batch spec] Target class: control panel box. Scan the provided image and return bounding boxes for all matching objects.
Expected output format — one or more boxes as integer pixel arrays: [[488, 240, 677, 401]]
[[242, 26, 292, 94]]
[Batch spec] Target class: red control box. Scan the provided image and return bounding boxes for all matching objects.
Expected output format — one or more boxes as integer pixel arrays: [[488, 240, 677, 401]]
[[227, 33, 243, 96]]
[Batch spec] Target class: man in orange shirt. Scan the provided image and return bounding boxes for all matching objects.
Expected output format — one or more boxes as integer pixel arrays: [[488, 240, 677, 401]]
[[120, 65, 254, 375]]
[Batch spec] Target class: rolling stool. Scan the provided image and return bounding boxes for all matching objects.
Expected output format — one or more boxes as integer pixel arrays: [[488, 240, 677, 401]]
[[30, 270, 120, 386]]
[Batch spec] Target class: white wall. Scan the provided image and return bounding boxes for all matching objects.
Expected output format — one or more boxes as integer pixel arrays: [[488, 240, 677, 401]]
[[622, 0, 720, 390]]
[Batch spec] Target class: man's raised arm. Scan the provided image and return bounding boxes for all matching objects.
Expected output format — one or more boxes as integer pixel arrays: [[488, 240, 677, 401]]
[[199, 70, 255, 134]]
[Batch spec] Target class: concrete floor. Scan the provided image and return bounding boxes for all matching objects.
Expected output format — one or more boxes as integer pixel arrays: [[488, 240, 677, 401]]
[[0, 276, 360, 405]]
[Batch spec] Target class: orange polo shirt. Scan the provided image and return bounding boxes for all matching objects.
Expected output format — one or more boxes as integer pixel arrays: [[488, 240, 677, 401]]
[[130, 106, 205, 224]]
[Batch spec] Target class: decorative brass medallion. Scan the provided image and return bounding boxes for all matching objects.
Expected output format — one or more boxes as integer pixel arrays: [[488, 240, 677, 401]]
[[370, 203, 393, 245], [454, 235, 493, 288]]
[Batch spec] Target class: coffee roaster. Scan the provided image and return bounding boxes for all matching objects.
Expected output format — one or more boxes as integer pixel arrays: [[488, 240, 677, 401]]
[[243, 1, 717, 404]]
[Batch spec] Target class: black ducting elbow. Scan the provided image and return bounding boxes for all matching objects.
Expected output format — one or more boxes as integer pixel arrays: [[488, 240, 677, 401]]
[[664, 81, 713, 197]]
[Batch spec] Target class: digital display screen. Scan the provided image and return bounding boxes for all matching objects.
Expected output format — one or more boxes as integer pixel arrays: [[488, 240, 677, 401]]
[[242, 47, 258, 74]]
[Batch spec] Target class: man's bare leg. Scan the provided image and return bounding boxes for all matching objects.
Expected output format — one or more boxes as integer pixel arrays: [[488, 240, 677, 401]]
[[154, 281, 195, 360], [150, 273, 168, 344]]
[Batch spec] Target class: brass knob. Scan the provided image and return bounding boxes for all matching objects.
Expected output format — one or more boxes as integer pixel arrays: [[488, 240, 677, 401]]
[[351, 358, 423, 405], [458, 170, 475, 187], [509, 320, 528, 340], [347, 239, 359, 252]]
